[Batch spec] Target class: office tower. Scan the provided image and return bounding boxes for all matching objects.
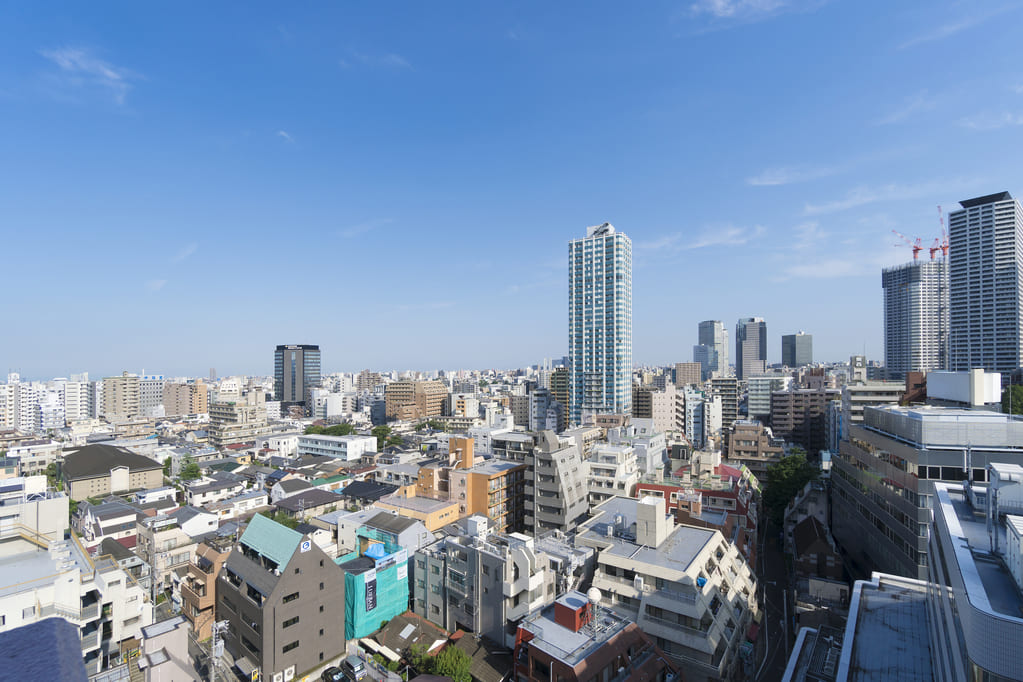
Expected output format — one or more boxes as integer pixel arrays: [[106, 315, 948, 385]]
[[881, 259, 948, 380], [735, 317, 767, 380], [697, 320, 728, 377], [568, 223, 632, 425], [674, 362, 702, 387], [949, 192, 1023, 374], [273, 344, 321, 413], [781, 332, 813, 367]]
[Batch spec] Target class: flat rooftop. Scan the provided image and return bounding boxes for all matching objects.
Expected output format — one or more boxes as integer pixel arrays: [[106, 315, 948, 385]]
[[838, 573, 932, 682], [520, 590, 631, 667], [379, 494, 456, 513]]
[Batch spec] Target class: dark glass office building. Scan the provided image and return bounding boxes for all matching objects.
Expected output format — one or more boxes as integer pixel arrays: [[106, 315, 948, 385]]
[[273, 344, 321, 414]]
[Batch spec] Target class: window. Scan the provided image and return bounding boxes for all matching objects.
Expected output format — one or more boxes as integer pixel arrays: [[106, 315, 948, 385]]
[[319, 629, 324, 636], [295, 568, 300, 575], [320, 582, 324, 590], [320, 560, 324, 567], [283, 592, 299, 603], [282, 641, 299, 653], [319, 605, 324, 613], [283, 616, 299, 628], [320, 652, 325, 661], [223, 598, 237, 613]]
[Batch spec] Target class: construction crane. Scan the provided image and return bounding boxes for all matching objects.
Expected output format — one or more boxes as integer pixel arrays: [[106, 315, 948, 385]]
[[929, 238, 941, 260], [892, 229, 923, 260], [937, 205, 949, 257]]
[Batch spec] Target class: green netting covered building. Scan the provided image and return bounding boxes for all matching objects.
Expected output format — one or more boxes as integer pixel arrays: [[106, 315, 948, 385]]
[[335, 528, 410, 640]]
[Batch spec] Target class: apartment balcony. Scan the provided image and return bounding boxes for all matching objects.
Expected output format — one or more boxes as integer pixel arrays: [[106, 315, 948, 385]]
[[503, 568, 544, 598], [81, 602, 101, 622], [181, 579, 214, 611], [80, 629, 102, 652]]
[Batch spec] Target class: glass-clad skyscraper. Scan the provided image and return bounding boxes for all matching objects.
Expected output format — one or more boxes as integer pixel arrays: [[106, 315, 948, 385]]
[[273, 344, 321, 414], [568, 223, 632, 425]]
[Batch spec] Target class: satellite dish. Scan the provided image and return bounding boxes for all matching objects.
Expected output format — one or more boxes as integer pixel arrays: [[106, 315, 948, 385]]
[[587, 587, 602, 605]]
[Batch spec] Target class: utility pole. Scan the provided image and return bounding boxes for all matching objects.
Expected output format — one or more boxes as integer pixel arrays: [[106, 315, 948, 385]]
[[210, 620, 229, 682]]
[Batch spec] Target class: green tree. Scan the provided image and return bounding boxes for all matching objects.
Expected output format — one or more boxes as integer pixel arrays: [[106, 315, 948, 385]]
[[304, 425, 325, 435], [372, 425, 392, 450], [162, 457, 172, 477], [1003, 386, 1023, 415], [432, 646, 472, 682], [180, 457, 201, 481], [258, 510, 301, 529], [763, 453, 818, 526], [45, 462, 61, 490], [324, 423, 357, 436], [385, 435, 404, 448]]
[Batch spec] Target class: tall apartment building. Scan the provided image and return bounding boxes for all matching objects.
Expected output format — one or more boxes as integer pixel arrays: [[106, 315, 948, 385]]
[[696, 320, 728, 379], [735, 318, 767, 380], [273, 344, 321, 413], [526, 431, 590, 535], [632, 384, 684, 434], [949, 192, 1023, 375], [769, 388, 840, 456], [384, 380, 448, 421], [710, 376, 739, 432], [208, 390, 270, 448], [746, 374, 792, 422], [355, 369, 382, 391], [549, 367, 570, 407], [528, 388, 565, 432], [101, 372, 140, 421], [725, 420, 784, 478], [832, 404, 1023, 580], [568, 223, 633, 425], [882, 258, 948, 380], [162, 380, 208, 416], [674, 362, 702, 387], [839, 380, 904, 441], [781, 332, 813, 368]]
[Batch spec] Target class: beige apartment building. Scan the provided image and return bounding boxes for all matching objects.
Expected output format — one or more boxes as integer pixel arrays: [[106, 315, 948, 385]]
[[208, 389, 271, 448], [102, 372, 140, 421], [163, 380, 208, 416], [384, 380, 448, 421]]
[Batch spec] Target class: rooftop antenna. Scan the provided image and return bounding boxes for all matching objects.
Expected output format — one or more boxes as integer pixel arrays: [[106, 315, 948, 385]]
[[587, 587, 603, 635]]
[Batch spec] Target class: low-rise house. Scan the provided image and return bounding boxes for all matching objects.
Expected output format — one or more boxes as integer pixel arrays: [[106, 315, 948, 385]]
[[77, 499, 144, 552], [274, 489, 344, 520], [791, 517, 843, 581], [185, 473, 247, 507], [205, 489, 271, 521], [271, 478, 312, 503], [181, 535, 233, 640], [136, 506, 217, 601]]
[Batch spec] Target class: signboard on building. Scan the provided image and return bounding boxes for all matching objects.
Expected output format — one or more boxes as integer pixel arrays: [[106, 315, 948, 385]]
[[365, 568, 377, 611]]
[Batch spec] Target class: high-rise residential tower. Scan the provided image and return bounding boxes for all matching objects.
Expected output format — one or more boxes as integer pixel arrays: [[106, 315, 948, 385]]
[[735, 317, 767, 380], [881, 258, 948, 379], [781, 331, 813, 368], [273, 344, 321, 414], [948, 191, 1023, 375], [568, 223, 632, 425], [694, 320, 728, 379]]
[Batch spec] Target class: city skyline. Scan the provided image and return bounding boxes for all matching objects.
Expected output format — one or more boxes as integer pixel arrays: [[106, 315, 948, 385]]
[[4, 3, 1023, 377]]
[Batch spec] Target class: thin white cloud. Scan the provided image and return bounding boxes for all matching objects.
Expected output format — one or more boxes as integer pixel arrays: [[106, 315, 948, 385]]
[[40, 47, 137, 105], [171, 243, 197, 263], [145, 279, 167, 292], [793, 221, 826, 250], [638, 225, 766, 251], [277, 130, 294, 143], [877, 90, 935, 125], [341, 50, 412, 69], [959, 111, 1023, 131], [899, 6, 1019, 50], [1011, 84, 1023, 94], [685, 0, 827, 25], [803, 179, 981, 216], [340, 219, 392, 239], [746, 165, 836, 187]]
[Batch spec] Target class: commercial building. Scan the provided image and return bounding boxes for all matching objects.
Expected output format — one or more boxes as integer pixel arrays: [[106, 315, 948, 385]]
[[746, 374, 792, 422], [579, 496, 759, 681], [696, 320, 728, 379], [839, 380, 904, 441], [513, 590, 679, 682], [781, 332, 813, 368], [384, 380, 448, 421], [882, 258, 948, 379], [61, 443, 163, 501], [274, 344, 321, 414], [568, 223, 633, 425], [218, 514, 346, 682], [832, 404, 1023, 579], [735, 317, 767, 380], [948, 192, 1023, 375]]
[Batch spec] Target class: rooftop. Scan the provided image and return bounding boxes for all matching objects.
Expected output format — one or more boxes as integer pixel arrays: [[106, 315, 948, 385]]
[[519, 590, 631, 667], [239, 513, 304, 568], [61, 443, 162, 480], [379, 494, 455, 513]]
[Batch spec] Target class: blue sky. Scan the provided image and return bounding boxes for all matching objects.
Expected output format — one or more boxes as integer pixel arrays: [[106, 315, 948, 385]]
[[3, 1, 1023, 379]]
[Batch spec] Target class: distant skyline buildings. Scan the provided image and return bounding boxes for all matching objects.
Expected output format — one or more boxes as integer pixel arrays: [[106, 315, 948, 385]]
[[881, 258, 948, 379], [781, 332, 813, 368], [273, 344, 321, 414], [568, 223, 633, 424], [948, 192, 1023, 375], [735, 317, 767, 380], [694, 320, 728, 380]]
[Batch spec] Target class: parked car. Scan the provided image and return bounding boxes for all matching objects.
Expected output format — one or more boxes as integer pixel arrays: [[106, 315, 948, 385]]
[[321, 667, 345, 682], [341, 655, 367, 682]]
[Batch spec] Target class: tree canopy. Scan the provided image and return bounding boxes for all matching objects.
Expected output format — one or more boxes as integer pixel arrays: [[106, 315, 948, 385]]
[[1003, 386, 1023, 415], [763, 453, 818, 526], [409, 645, 471, 682], [305, 423, 357, 436], [258, 509, 301, 529], [179, 457, 201, 481]]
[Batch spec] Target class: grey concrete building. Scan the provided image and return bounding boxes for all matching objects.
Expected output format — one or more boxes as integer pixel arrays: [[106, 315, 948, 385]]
[[217, 514, 346, 682], [735, 317, 767, 380], [781, 332, 813, 368], [274, 344, 321, 415], [832, 404, 1023, 580], [882, 259, 948, 379], [524, 430, 589, 535]]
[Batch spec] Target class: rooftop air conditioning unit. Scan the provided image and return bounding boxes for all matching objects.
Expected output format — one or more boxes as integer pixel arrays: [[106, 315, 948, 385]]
[[634, 576, 644, 591]]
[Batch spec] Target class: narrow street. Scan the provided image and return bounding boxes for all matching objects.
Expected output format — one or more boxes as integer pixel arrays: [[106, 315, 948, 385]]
[[755, 519, 791, 682]]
